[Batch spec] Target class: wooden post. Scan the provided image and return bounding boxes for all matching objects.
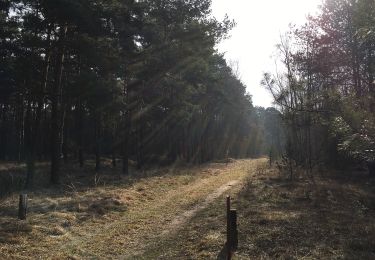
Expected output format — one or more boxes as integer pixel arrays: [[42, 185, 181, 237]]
[[229, 209, 238, 250], [18, 193, 28, 220], [226, 196, 238, 259], [226, 196, 231, 260]]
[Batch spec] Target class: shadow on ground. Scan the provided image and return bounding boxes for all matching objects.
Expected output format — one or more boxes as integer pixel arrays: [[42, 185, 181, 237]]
[[236, 168, 375, 259]]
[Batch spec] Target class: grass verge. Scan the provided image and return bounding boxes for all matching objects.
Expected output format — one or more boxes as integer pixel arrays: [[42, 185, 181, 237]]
[[144, 160, 375, 259], [0, 159, 262, 259]]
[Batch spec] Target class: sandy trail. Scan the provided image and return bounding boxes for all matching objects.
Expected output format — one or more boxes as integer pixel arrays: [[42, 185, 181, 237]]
[[88, 160, 260, 258], [161, 180, 240, 236], [122, 178, 244, 259], [0, 159, 264, 259]]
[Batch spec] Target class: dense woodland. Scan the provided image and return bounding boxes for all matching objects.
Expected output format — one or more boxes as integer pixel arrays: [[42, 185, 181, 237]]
[[2, 0, 375, 194], [264, 0, 375, 177], [1, 1, 375, 258], [0, 0, 280, 190]]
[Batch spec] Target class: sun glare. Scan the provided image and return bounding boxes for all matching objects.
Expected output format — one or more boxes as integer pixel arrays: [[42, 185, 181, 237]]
[[212, 0, 322, 107]]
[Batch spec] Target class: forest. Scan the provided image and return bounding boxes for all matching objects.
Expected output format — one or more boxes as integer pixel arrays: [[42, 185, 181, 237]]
[[1, 0, 375, 259], [263, 0, 375, 177], [0, 0, 280, 192]]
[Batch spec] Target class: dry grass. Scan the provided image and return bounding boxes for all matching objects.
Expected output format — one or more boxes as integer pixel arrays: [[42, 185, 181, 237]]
[[136, 161, 375, 259], [137, 160, 262, 259], [2, 158, 372, 259], [0, 158, 261, 259], [234, 164, 375, 259]]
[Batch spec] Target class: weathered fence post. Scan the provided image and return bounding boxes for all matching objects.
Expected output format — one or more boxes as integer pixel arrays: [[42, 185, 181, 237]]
[[226, 196, 238, 260], [18, 193, 28, 220], [229, 209, 238, 250], [226, 196, 231, 260]]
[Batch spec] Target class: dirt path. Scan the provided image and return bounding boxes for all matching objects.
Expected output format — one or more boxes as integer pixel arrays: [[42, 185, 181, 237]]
[[161, 180, 240, 236], [65, 159, 261, 259], [0, 158, 265, 259], [61, 178, 243, 258]]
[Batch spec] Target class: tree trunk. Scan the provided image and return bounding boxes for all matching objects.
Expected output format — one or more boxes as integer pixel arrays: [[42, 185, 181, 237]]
[[136, 119, 144, 169], [111, 123, 117, 168], [123, 111, 130, 174], [368, 161, 375, 177], [94, 113, 101, 172], [112, 153, 117, 168], [50, 24, 68, 185], [61, 106, 68, 164], [0, 104, 8, 160], [24, 101, 34, 189], [76, 98, 85, 167], [25, 19, 53, 188], [122, 81, 131, 175], [16, 94, 25, 162]]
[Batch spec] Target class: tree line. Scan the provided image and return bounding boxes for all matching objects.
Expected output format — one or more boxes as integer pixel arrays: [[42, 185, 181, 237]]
[[264, 0, 375, 176], [0, 0, 274, 188]]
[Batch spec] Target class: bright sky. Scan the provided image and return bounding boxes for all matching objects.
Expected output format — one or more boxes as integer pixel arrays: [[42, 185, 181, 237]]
[[211, 0, 322, 107]]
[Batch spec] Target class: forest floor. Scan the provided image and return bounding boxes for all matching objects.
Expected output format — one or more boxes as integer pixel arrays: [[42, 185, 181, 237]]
[[0, 158, 375, 259]]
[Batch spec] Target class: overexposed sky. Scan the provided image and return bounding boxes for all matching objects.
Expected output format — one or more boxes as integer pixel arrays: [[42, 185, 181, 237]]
[[211, 0, 322, 107]]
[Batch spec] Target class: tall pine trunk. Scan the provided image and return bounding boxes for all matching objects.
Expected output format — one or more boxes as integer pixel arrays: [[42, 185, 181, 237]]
[[50, 25, 67, 185], [25, 24, 53, 188], [123, 107, 130, 174], [77, 98, 84, 167], [122, 81, 131, 175], [94, 112, 101, 172], [24, 101, 34, 188]]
